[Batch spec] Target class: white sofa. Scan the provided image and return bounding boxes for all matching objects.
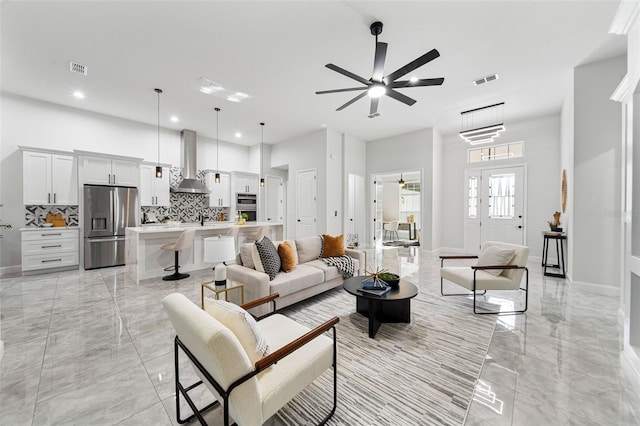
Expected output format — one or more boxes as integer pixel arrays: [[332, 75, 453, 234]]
[[227, 235, 365, 316]]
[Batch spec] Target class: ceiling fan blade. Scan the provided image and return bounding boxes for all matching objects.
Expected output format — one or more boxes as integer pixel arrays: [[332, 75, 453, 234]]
[[372, 42, 388, 82], [316, 87, 368, 95], [384, 49, 440, 83], [326, 64, 371, 86], [336, 91, 368, 111], [386, 89, 417, 106], [370, 97, 379, 115], [390, 77, 445, 88]]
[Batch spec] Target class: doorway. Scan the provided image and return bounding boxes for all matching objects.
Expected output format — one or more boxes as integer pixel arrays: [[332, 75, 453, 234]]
[[371, 171, 422, 246], [464, 166, 526, 252], [296, 169, 317, 238]]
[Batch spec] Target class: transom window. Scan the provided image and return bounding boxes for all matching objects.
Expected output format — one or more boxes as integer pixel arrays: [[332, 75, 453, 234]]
[[468, 141, 524, 163]]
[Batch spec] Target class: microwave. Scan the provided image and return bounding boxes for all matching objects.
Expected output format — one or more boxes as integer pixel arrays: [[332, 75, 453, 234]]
[[237, 193, 257, 208]]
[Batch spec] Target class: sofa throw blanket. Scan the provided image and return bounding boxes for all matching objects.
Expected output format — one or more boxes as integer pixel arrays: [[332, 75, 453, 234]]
[[322, 255, 356, 278]]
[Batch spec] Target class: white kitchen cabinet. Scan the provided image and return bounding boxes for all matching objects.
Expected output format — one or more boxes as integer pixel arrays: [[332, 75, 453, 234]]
[[81, 156, 139, 186], [140, 164, 171, 206], [232, 172, 259, 195], [22, 150, 78, 205], [21, 228, 79, 272], [206, 172, 231, 207]]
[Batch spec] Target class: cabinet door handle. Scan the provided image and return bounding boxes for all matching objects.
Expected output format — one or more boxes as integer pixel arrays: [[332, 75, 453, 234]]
[[42, 244, 62, 249], [53, 193, 56, 203], [42, 259, 62, 263], [113, 174, 116, 184], [108, 174, 111, 184], [42, 233, 62, 237], [48, 193, 51, 203]]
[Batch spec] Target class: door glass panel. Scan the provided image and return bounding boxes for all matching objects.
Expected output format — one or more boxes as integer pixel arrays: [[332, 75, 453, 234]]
[[488, 173, 515, 219], [468, 176, 478, 218], [400, 182, 420, 223]]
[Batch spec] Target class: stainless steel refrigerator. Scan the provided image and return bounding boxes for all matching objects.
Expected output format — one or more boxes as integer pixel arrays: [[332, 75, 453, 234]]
[[84, 185, 139, 269]]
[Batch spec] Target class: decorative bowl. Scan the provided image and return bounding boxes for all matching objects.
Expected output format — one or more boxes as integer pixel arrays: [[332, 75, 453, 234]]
[[378, 272, 400, 288], [41, 223, 53, 227]]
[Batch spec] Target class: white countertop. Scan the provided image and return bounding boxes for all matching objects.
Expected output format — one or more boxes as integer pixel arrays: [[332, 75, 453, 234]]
[[126, 222, 282, 234], [20, 226, 81, 232]]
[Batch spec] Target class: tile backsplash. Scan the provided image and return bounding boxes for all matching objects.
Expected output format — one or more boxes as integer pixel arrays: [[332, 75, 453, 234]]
[[25, 205, 79, 227]]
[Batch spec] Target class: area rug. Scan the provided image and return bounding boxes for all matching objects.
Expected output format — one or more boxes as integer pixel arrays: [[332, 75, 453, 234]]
[[274, 286, 496, 425], [383, 240, 421, 247]]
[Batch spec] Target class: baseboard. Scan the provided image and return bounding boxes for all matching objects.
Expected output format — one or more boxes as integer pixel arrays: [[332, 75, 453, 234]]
[[0, 264, 22, 277], [570, 279, 620, 297], [621, 348, 640, 399]]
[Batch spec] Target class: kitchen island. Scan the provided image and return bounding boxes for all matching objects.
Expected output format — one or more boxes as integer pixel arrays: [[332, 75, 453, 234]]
[[125, 222, 283, 283]]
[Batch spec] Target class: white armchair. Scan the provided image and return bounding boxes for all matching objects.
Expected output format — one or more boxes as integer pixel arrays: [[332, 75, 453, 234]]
[[439, 241, 529, 315], [383, 221, 399, 240], [162, 292, 338, 426]]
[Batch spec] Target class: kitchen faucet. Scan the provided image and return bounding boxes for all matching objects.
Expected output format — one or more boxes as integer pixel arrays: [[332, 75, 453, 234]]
[[199, 214, 209, 226]]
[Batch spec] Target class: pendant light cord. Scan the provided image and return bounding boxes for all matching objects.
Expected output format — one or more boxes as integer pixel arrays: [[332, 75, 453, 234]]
[[215, 107, 220, 173], [155, 88, 162, 165], [260, 122, 264, 178]]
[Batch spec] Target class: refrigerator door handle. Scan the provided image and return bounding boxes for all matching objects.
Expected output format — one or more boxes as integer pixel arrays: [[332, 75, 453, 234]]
[[87, 237, 125, 243]]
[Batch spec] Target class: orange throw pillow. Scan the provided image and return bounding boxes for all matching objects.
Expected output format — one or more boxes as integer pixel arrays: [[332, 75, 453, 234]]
[[278, 241, 298, 272], [322, 234, 345, 258]]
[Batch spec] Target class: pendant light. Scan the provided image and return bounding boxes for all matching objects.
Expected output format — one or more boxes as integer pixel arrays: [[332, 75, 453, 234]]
[[154, 88, 163, 178], [259, 122, 265, 188], [398, 173, 405, 187], [214, 107, 221, 183]]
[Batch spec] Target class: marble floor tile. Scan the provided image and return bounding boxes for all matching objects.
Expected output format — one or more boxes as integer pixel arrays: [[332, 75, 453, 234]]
[[2, 248, 640, 425]]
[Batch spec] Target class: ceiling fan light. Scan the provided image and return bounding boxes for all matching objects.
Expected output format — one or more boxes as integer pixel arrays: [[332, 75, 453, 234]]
[[368, 84, 386, 98]]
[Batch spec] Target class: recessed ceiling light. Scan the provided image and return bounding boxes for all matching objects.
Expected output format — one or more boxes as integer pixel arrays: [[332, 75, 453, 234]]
[[170, 116, 179, 123], [320, 124, 327, 128], [409, 76, 418, 83], [235, 92, 249, 98], [73, 91, 85, 99], [227, 96, 240, 103], [235, 132, 242, 138]]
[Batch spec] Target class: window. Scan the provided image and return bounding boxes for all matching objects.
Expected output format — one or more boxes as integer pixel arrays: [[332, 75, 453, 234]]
[[468, 176, 478, 218], [468, 141, 524, 163], [488, 173, 515, 219]]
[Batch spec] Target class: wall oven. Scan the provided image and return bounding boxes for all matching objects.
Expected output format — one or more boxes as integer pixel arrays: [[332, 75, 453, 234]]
[[237, 193, 257, 221]]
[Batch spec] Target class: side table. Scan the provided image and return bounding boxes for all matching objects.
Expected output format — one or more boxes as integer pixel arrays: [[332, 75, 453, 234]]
[[542, 232, 567, 278], [201, 281, 245, 309]]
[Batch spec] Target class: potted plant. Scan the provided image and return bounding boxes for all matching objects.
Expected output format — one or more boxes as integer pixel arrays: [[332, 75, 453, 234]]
[[237, 212, 248, 225], [548, 211, 562, 232]]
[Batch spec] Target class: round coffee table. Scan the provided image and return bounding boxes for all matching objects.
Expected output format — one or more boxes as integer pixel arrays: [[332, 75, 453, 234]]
[[343, 276, 418, 338]]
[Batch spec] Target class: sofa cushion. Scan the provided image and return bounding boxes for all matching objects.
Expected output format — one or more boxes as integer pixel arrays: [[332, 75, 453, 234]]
[[269, 264, 324, 297], [305, 259, 342, 281], [278, 241, 298, 272], [321, 234, 345, 258], [255, 236, 281, 281], [240, 243, 256, 269], [204, 298, 270, 365], [295, 236, 322, 264]]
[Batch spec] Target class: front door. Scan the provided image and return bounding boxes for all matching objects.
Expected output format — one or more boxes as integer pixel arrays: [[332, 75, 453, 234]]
[[464, 166, 525, 251]]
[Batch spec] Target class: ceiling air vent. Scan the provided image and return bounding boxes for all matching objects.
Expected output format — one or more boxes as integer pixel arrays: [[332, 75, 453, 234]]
[[473, 73, 499, 86], [69, 61, 87, 76]]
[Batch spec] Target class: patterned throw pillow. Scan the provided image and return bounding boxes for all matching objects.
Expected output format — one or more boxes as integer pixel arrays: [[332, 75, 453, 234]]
[[255, 236, 281, 280], [322, 234, 345, 258], [205, 299, 270, 365], [278, 241, 298, 272]]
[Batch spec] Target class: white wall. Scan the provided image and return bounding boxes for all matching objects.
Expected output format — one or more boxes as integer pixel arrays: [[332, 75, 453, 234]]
[[343, 134, 367, 244], [0, 93, 250, 269], [432, 129, 443, 249], [271, 129, 327, 239], [367, 128, 434, 249], [572, 55, 626, 289], [560, 75, 575, 280], [440, 114, 561, 258]]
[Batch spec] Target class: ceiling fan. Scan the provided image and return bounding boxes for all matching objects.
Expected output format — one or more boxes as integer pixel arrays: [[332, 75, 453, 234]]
[[316, 21, 444, 118]]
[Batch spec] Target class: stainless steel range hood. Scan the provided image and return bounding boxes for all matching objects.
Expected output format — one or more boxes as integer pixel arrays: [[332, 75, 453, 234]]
[[171, 129, 210, 194]]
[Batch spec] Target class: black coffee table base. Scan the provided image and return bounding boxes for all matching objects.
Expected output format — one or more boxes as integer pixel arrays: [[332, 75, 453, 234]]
[[356, 296, 411, 338]]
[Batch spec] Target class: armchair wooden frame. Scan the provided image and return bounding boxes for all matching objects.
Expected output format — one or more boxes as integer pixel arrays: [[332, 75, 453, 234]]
[[440, 255, 529, 315], [174, 293, 339, 426]]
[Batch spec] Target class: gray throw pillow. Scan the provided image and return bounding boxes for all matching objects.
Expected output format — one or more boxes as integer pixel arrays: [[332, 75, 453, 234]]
[[476, 246, 515, 276], [255, 236, 281, 281]]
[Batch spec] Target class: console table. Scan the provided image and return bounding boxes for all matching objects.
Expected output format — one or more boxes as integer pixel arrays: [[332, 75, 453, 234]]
[[542, 231, 567, 278]]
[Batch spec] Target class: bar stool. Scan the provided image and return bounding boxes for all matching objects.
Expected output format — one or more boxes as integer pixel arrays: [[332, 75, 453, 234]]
[[162, 229, 196, 281]]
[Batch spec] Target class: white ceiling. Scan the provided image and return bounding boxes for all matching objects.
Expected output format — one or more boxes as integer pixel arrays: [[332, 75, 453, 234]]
[[1, 1, 626, 146]]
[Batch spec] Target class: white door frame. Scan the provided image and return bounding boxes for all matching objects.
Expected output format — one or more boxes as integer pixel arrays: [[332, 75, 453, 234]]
[[464, 164, 528, 250]]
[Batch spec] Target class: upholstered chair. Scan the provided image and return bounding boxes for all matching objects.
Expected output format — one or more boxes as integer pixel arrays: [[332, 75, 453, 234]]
[[161, 228, 196, 281]]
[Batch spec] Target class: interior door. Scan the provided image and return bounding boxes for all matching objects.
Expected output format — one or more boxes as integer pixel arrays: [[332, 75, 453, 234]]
[[372, 177, 384, 244], [480, 166, 525, 245], [296, 169, 317, 238], [266, 175, 283, 223]]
